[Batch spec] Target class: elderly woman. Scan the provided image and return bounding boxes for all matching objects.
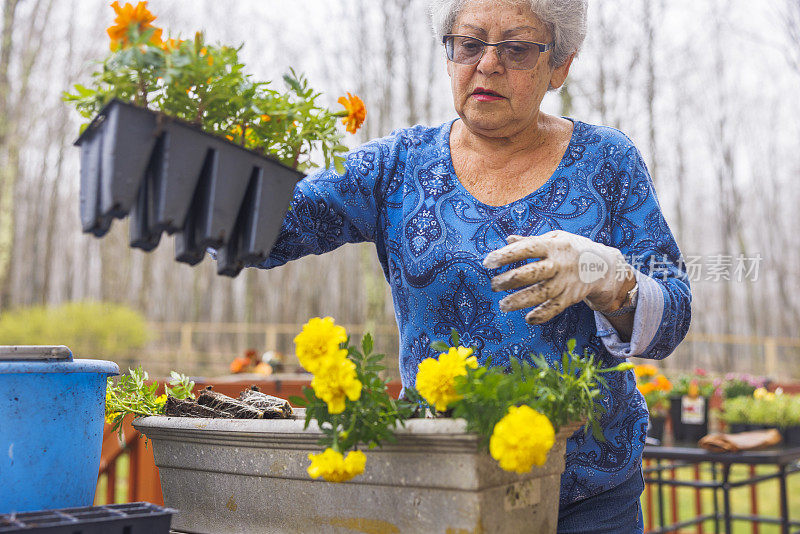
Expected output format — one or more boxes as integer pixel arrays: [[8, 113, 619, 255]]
[[260, 0, 691, 531]]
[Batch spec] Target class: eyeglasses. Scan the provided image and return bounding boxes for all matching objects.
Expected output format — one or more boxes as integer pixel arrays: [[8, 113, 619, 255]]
[[442, 34, 553, 70]]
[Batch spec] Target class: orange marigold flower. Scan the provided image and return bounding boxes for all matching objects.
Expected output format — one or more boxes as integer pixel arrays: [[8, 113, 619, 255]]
[[634, 364, 658, 378], [688, 380, 700, 398], [654, 374, 672, 392], [107, 1, 162, 51], [229, 356, 251, 374], [638, 382, 656, 396], [337, 92, 366, 134], [160, 37, 184, 52], [260, 114, 271, 122]]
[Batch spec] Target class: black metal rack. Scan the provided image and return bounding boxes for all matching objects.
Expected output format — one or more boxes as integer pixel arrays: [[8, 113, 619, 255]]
[[0, 502, 174, 533], [643, 444, 800, 534]]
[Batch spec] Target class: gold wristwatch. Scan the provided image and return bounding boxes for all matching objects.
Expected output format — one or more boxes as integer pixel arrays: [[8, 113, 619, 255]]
[[603, 282, 639, 317]]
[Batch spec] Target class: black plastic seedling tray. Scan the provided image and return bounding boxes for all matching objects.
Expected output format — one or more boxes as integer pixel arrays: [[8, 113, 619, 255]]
[[74, 99, 304, 276], [0, 502, 175, 533]]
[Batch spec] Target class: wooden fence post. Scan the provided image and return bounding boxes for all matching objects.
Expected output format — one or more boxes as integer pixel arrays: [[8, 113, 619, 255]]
[[764, 338, 778, 379], [264, 325, 278, 352], [179, 323, 193, 365]]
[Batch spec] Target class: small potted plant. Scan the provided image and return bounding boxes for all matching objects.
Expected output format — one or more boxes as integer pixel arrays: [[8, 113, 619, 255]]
[[720, 389, 800, 445], [719, 373, 765, 402], [669, 369, 716, 443], [721, 395, 752, 433], [718, 374, 767, 432], [634, 364, 672, 442], [64, 1, 365, 276], [778, 395, 800, 445]]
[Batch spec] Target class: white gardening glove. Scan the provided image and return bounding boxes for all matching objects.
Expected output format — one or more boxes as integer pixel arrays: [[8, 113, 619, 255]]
[[482, 230, 636, 324]]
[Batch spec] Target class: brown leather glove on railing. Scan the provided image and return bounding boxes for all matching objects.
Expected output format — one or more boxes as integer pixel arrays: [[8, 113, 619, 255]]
[[698, 429, 782, 452]]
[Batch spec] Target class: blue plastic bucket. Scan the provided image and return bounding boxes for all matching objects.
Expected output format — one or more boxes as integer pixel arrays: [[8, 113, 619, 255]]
[[0, 346, 119, 513]]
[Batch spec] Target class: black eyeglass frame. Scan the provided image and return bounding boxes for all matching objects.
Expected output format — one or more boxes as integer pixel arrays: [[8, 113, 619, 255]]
[[442, 34, 554, 70]]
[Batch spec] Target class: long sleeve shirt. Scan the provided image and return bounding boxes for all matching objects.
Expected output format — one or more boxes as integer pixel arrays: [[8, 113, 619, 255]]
[[259, 118, 692, 506]]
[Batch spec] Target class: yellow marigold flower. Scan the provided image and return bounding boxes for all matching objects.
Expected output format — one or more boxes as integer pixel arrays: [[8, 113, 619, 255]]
[[415, 346, 477, 412], [688, 380, 700, 399], [311, 358, 362, 414], [754, 387, 775, 401], [307, 448, 366, 482], [634, 364, 658, 378], [107, 1, 162, 51], [489, 405, 555, 473], [105, 411, 121, 424], [294, 317, 348, 374], [337, 92, 366, 134], [155, 394, 167, 410]]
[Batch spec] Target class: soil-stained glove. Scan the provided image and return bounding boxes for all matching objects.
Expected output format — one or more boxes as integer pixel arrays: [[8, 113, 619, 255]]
[[483, 230, 636, 324]]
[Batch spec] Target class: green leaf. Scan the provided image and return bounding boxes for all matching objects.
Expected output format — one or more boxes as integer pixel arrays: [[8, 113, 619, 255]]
[[430, 341, 449, 353], [283, 72, 303, 93], [361, 333, 374, 356], [288, 395, 307, 407], [334, 157, 345, 174], [567, 338, 576, 354], [450, 329, 460, 347]]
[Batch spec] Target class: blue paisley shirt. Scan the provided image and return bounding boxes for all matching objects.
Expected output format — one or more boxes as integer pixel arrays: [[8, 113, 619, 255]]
[[260, 118, 692, 506]]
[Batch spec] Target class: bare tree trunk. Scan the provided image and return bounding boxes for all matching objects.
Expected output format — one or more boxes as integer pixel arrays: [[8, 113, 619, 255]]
[[354, 0, 375, 141], [595, 3, 609, 124], [707, 0, 760, 362], [0, 0, 20, 308], [780, 0, 800, 75], [42, 5, 78, 304], [424, 25, 440, 124], [642, 0, 661, 187], [559, 79, 573, 118], [399, 0, 418, 125], [0, 0, 18, 148], [673, 104, 686, 242], [378, 0, 398, 135], [0, 0, 56, 307]]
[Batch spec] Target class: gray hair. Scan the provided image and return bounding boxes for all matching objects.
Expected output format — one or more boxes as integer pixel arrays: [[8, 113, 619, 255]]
[[429, 0, 587, 68]]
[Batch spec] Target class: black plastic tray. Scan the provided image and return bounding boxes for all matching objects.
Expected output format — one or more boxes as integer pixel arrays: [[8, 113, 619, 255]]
[[74, 98, 304, 277], [0, 502, 175, 533]]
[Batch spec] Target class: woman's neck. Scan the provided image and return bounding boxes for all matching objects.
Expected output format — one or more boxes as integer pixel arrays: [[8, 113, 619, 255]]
[[448, 112, 574, 206], [452, 112, 562, 163]]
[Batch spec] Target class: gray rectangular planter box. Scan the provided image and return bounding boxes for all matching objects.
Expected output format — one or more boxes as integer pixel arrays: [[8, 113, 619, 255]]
[[134, 413, 579, 533]]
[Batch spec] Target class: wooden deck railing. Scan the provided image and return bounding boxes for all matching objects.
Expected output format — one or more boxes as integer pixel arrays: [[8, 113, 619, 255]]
[[95, 414, 163, 505], [133, 322, 800, 380]]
